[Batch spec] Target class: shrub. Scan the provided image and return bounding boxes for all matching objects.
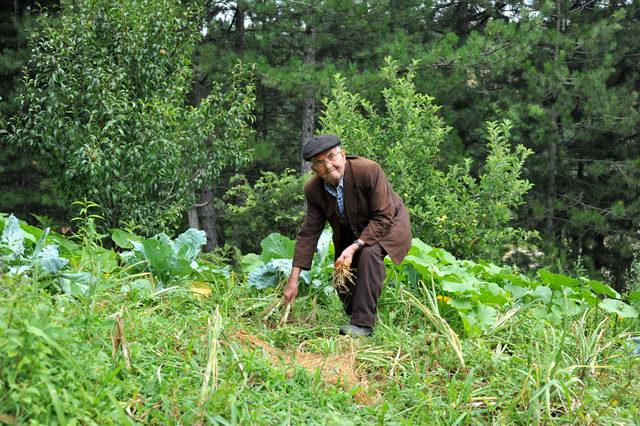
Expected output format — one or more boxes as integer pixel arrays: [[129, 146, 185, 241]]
[[320, 58, 536, 260], [219, 170, 306, 253]]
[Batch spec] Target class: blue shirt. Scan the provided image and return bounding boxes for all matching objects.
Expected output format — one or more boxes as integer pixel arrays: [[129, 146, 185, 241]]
[[324, 176, 345, 217]]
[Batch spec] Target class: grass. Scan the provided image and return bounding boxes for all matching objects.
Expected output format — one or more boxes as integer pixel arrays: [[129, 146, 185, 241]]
[[1, 270, 639, 425]]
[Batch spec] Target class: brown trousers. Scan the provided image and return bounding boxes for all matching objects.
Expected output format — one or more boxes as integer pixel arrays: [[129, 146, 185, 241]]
[[335, 223, 387, 328]]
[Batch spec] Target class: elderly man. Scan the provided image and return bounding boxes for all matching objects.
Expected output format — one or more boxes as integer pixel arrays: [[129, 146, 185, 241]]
[[283, 134, 412, 336]]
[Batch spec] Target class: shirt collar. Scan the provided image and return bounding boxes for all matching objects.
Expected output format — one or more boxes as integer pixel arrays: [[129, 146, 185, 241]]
[[324, 176, 343, 195]]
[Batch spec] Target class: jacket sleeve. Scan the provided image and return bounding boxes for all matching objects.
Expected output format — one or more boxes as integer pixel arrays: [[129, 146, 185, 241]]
[[358, 164, 396, 246], [292, 183, 326, 270]]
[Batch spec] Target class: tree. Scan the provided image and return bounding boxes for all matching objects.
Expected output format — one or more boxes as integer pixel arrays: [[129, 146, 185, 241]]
[[201, 0, 393, 172], [406, 1, 640, 288], [9, 0, 255, 235], [0, 0, 62, 222]]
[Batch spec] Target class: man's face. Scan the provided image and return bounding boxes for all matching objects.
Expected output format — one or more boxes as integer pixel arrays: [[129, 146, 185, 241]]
[[311, 146, 346, 186]]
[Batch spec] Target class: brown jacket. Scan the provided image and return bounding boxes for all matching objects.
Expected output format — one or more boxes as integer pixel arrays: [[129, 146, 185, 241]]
[[292, 156, 412, 270]]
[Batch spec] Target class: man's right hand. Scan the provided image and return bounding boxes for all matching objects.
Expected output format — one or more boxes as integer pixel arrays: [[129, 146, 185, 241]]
[[283, 279, 298, 304], [284, 266, 301, 304]]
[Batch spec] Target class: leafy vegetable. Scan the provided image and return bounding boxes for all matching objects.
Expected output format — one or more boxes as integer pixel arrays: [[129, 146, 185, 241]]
[[245, 230, 332, 290], [121, 228, 227, 287]]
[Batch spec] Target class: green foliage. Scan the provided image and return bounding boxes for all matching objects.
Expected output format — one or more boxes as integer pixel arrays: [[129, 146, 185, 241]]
[[409, 2, 640, 288], [0, 214, 68, 276], [321, 58, 535, 260], [9, 0, 255, 233], [242, 231, 637, 336], [220, 169, 305, 253], [1, 223, 639, 424], [0, 212, 114, 297], [243, 230, 333, 291], [392, 237, 637, 336], [121, 228, 229, 288]]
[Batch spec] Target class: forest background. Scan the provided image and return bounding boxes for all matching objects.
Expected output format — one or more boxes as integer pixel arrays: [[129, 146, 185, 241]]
[[1, 0, 639, 292]]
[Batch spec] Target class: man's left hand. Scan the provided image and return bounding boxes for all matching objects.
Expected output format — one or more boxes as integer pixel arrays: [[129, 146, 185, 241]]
[[335, 244, 358, 268]]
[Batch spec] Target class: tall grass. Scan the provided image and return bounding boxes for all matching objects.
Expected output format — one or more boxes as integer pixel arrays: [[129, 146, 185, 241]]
[[1, 268, 639, 424]]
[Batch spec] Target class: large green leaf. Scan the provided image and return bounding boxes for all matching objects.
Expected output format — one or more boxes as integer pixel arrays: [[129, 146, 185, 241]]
[[530, 285, 553, 304], [476, 260, 503, 275], [538, 269, 580, 289], [248, 258, 293, 289], [170, 258, 194, 278], [551, 297, 582, 317], [427, 247, 456, 265], [241, 253, 262, 274], [141, 238, 175, 281], [174, 228, 206, 261], [1, 215, 26, 258], [407, 238, 433, 258], [47, 233, 80, 259], [19, 223, 41, 243], [34, 245, 69, 274], [477, 282, 509, 305], [461, 305, 497, 334], [260, 233, 295, 261], [587, 280, 619, 299], [599, 299, 638, 318], [504, 283, 529, 300], [449, 298, 473, 311], [403, 254, 439, 280], [58, 272, 94, 296], [310, 229, 333, 278], [110, 228, 142, 249], [442, 279, 476, 294], [196, 265, 231, 282], [494, 272, 535, 288], [578, 288, 599, 307], [78, 246, 118, 273]]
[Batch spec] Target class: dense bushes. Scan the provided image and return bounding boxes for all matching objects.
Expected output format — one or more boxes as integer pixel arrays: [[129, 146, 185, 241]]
[[219, 170, 306, 254]]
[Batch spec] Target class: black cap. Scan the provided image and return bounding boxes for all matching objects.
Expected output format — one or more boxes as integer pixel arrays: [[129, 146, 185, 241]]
[[302, 134, 341, 161]]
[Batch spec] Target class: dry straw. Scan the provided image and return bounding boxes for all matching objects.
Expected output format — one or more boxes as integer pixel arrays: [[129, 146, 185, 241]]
[[333, 263, 355, 292]]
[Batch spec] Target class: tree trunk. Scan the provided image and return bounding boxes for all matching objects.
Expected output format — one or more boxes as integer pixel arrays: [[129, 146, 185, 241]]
[[455, 0, 470, 39], [12, 0, 20, 29], [234, 1, 245, 52], [301, 95, 315, 173], [546, 0, 562, 241], [546, 137, 557, 239], [191, 73, 218, 242], [200, 186, 218, 251], [389, 0, 400, 31], [300, 25, 316, 174], [187, 189, 200, 229]]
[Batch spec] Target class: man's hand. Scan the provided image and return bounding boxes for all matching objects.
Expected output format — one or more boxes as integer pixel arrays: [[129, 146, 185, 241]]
[[284, 267, 301, 304], [335, 243, 360, 268]]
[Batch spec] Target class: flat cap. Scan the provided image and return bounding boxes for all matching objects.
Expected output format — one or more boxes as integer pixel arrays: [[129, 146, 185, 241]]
[[302, 134, 341, 161]]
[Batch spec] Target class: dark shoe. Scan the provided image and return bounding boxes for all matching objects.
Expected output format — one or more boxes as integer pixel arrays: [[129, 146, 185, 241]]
[[339, 324, 373, 337]]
